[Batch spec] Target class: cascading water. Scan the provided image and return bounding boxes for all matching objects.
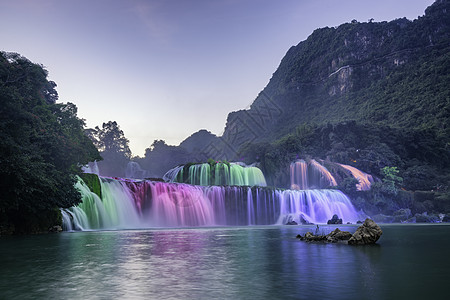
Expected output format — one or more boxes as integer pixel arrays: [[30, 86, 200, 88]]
[[125, 161, 151, 179], [290, 159, 374, 191], [290, 159, 337, 189], [62, 176, 361, 230], [338, 163, 374, 191], [164, 162, 267, 187]]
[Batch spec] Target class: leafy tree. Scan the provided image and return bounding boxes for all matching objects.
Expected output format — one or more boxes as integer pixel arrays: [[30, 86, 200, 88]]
[[137, 140, 189, 177], [86, 121, 131, 177], [0, 52, 101, 233], [338, 177, 360, 197], [372, 166, 404, 196]]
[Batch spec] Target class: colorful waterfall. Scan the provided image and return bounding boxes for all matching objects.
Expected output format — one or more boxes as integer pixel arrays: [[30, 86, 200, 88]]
[[61, 176, 361, 230], [163, 162, 267, 187], [290, 159, 374, 191], [338, 163, 374, 191], [290, 159, 337, 189]]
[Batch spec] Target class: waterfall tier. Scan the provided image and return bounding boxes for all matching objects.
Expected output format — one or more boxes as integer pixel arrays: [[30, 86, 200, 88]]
[[163, 162, 267, 187], [290, 159, 373, 191], [62, 177, 361, 230]]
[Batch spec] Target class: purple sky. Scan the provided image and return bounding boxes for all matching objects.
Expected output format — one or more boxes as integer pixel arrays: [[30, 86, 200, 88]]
[[0, 0, 434, 156]]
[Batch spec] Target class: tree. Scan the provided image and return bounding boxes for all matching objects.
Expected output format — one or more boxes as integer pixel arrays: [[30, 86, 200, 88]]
[[0, 52, 101, 233], [371, 166, 404, 196], [137, 140, 189, 177], [86, 121, 131, 177]]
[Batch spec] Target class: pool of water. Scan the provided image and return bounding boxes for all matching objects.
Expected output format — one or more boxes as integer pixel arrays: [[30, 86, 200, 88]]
[[1, 224, 449, 299]]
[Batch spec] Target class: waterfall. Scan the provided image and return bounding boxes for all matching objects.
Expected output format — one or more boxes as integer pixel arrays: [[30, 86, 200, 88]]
[[164, 162, 267, 187], [290, 159, 337, 189], [338, 163, 374, 191], [125, 161, 151, 179], [290, 159, 373, 191], [62, 176, 360, 230]]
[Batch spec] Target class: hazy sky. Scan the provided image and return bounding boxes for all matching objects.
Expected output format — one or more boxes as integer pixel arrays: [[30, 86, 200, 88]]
[[0, 0, 434, 156]]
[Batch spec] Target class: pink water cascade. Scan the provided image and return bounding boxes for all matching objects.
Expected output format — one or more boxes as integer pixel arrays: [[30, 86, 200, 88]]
[[290, 160, 308, 190], [62, 176, 362, 230], [290, 159, 337, 189], [338, 164, 374, 191]]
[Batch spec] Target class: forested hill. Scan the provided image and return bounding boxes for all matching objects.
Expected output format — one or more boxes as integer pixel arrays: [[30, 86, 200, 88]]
[[222, 0, 449, 150]]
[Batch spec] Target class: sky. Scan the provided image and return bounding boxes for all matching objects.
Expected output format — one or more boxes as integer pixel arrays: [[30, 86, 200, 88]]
[[0, 0, 434, 156]]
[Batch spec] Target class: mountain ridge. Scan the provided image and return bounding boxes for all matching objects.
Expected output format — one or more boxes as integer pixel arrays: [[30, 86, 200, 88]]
[[217, 0, 449, 154]]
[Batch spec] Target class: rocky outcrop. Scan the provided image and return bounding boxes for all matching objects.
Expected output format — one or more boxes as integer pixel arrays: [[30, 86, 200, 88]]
[[348, 218, 382, 245], [296, 219, 383, 245], [326, 228, 353, 242], [296, 228, 352, 243], [327, 214, 342, 224]]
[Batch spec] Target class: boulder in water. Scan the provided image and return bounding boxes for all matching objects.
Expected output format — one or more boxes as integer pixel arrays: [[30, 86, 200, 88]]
[[297, 228, 352, 243], [286, 220, 298, 225], [326, 228, 353, 243], [348, 218, 382, 245], [302, 231, 327, 242], [327, 214, 342, 224]]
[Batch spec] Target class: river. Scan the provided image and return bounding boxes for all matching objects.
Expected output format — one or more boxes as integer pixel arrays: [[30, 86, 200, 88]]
[[1, 224, 449, 299]]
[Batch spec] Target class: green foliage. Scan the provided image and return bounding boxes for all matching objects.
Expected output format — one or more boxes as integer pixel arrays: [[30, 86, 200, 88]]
[[338, 177, 360, 197], [379, 166, 403, 195], [86, 121, 131, 177], [136, 140, 190, 178], [80, 173, 102, 199], [207, 158, 216, 168], [0, 52, 101, 233]]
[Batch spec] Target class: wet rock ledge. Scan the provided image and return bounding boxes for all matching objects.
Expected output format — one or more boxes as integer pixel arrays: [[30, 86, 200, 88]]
[[296, 218, 383, 245]]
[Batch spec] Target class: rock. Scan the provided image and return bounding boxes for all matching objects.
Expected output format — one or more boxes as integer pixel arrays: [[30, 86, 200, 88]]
[[348, 218, 383, 245], [48, 225, 62, 233], [299, 214, 313, 225], [393, 208, 412, 223], [297, 231, 327, 242], [356, 220, 363, 224], [305, 232, 314, 239], [415, 212, 440, 223], [327, 214, 343, 224], [442, 214, 450, 222], [286, 220, 298, 225], [297, 228, 352, 243], [326, 228, 353, 243], [371, 214, 394, 223]]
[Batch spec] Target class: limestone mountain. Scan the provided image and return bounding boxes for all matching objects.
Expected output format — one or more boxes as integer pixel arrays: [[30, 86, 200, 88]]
[[220, 0, 449, 154]]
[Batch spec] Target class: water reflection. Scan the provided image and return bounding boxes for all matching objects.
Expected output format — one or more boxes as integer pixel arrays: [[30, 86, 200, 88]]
[[1, 225, 449, 299]]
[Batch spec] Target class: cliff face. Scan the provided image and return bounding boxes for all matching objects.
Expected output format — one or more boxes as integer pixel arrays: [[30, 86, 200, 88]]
[[218, 0, 449, 158]]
